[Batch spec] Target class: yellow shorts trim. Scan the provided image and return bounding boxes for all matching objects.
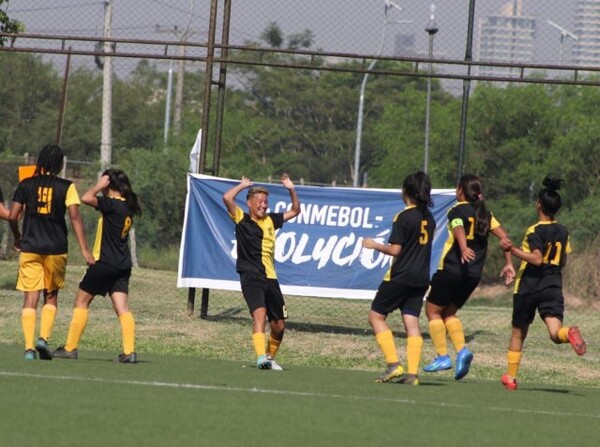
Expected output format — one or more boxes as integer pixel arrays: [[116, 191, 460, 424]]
[[17, 252, 67, 292]]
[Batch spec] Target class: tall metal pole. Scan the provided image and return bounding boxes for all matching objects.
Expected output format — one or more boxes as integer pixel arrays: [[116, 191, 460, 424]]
[[163, 60, 174, 150], [456, 0, 476, 183], [424, 4, 438, 174], [56, 48, 72, 146], [100, 0, 113, 171], [353, 2, 402, 188]]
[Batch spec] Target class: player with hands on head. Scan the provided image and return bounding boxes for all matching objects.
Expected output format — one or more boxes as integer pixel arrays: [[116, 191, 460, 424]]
[[423, 174, 515, 380], [8, 144, 94, 361], [52, 169, 142, 363], [222, 173, 300, 370], [499, 176, 585, 391], [362, 171, 436, 385]]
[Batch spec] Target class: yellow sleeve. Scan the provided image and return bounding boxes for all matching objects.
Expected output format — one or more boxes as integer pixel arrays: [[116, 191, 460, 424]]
[[490, 213, 500, 230], [65, 183, 81, 207], [229, 206, 244, 224]]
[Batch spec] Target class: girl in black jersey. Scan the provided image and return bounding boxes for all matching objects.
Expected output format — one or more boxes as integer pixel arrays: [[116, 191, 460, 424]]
[[53, 169, 142, 363], [499, 176, 586, 391], [362, 172, 436, 385], [423, 174, 515, 380]]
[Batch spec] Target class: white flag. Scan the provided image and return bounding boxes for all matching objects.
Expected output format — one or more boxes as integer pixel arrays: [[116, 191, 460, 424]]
[[188, 129, 202, 173]]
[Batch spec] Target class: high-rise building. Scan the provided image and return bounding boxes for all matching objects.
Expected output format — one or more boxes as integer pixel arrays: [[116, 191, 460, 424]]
[[573, 0, 600, 66], [477, 0, 537, 78]]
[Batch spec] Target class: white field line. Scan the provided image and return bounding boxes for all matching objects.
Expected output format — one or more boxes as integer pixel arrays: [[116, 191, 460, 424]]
[[1, 370, 600, 419]]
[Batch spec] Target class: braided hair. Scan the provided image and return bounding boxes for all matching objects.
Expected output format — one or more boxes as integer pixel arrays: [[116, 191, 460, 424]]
[[24, 144, 64, 215], [458, 174, 490, 236]]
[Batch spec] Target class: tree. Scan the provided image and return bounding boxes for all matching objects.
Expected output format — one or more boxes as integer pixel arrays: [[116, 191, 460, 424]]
[[260, 22, 284, 48], [0, 0, 24, 46]]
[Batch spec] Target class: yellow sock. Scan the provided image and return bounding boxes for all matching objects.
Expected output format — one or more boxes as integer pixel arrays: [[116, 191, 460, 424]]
[[375, 330, 399, 365], [21, 308, 36, 351], [39, 304, 57, 342], [65, 307, 89, 352], [445, 316, 465, 352], [428, 319, 448, 356], [557, 327, 569, 343], [267, 334, 282, 357], [119, 312, 136, 355], [507, 350, 522, 378], [406, 336, 424, 375], [252, 332, 266, 357]]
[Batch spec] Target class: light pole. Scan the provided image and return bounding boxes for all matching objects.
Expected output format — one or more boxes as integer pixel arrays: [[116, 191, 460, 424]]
[[423, 3, 438, 174], [546, 19, 578, 65], [353, 0, 408, 187]]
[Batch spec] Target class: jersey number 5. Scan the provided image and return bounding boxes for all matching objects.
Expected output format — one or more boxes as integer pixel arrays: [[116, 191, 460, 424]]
[[419, 220, 429, 245]]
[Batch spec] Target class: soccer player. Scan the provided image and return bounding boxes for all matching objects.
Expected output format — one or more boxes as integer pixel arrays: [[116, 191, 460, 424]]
[[222, 174, 300, 370], [423, 174, 515, 380], [8, 144, 95, 360], [362, 172, 436, 385], [52, 169, 142, 363], [499, 176, 585, 391]]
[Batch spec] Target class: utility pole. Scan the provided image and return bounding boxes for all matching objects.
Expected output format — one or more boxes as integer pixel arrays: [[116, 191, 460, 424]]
[[100, 0, 113, 171], [423, 4, 438, 174]]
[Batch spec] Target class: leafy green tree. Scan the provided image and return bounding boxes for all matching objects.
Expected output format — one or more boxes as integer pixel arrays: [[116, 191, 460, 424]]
[[260, 22, 284, 48], [0, 0, 24, 47]]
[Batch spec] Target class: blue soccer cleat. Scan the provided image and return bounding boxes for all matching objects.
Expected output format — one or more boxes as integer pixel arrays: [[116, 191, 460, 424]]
[[256, 354, 272, 370], [423, 355, 452, 372], [24, 349, 37, 360], [455, 347, 474, 380]]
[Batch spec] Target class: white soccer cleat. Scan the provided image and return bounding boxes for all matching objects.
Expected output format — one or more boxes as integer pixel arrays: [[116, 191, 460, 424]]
[[266, 354, 283, 371]]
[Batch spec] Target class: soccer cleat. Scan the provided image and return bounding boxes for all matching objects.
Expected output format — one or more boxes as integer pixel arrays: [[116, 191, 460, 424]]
[[52, 346, 78, 360], [24, 349, 37, 360], [567, 326, 586, 356], [375, 362, 404, 383], [256, 354, 272, 370], [267, 354, 283, 371], [35, 337, 53, 361], [398, 373, 419, 386], [501, 374, 518, 391], [455, 347, 474, 380], [423, 355, 452, 372], [115, 352, 137, 364]]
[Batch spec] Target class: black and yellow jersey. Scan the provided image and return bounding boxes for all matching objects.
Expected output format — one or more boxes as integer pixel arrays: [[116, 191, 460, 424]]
[[229, 206, 284, 278], [12, 175, 80, 254], [513, 221, 571, 295], [436, 201, 500, 278], [92, 196, 134, 269], [383, 206, 436, 287]]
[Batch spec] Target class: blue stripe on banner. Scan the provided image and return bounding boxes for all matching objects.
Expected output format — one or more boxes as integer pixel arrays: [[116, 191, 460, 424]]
[[177, 174, 456, 299]]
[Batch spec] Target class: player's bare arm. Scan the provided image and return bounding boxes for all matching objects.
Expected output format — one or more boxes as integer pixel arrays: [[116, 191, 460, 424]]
[[82, 175, 111, 208], [281, 173, 300, 221], [223, 176, 253, 216], [362, 238, 402, 257]]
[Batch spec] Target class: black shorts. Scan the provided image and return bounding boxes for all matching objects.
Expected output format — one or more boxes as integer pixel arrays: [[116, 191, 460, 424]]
[[240, 273, 288, 321], [512, 287, 564, 327], [427, 270, 480, 309], [371, 281, 427, 317], [79, 262, 131, 297]]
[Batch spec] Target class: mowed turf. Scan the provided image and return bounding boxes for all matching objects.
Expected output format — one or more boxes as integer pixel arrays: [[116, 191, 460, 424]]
[[1, 344, 599, 447]]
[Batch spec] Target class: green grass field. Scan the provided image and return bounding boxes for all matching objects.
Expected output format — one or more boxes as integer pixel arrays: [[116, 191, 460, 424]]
[[1, 344, 599, 447], [1, 260, 599, 446]]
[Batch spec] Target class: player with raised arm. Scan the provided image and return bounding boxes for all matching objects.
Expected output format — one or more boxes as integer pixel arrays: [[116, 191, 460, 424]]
[[222, 174, 300, 370]]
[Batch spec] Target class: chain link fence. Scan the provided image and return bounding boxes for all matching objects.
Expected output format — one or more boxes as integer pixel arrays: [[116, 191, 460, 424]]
[[2, 0, 598, 330]]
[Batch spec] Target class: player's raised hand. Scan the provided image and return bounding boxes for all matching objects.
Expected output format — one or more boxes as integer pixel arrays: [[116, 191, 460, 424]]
[[281, 173, 294, 190], [240, 176, 253, 188]]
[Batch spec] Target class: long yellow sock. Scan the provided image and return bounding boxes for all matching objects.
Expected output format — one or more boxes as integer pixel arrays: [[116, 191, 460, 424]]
[[445, 316, 465, 352], [557, 327, 569, 343], [119, 312, 136, 355], [65, 307, 89, 352], [507, 350, 522, 378], [39, 304, 57, 342], [428, 319, 448, 356], [406, 336, 424, 375], [22, 308, 36, 351], [252, 332, 266, 357], [267, 334, 282, 357], [375, 329, 399, 364]]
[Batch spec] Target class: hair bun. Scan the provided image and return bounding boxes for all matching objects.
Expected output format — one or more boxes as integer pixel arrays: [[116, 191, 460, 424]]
[[542, 175, 564, 191]]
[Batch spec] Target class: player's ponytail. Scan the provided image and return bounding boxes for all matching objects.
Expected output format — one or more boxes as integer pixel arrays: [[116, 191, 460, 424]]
[[459, 174, 490, 236], [25, 145, 64, 215], [538, 175, 563, 218], [402, 171, 433, 215]]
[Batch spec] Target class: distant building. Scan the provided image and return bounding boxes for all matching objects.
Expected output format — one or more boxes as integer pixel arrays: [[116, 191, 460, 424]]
[[573, 0, 600, 67], [477, 0, 537, 79]]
